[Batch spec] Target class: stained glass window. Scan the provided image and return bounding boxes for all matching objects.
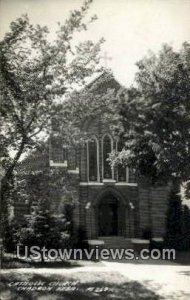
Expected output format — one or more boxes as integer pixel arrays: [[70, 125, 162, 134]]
[[117, 140, 127, 182], [128, 168, 137, 183], [88, 138, 98, 181], [68, 146, 77, 169], [103, 135, 112, 179]]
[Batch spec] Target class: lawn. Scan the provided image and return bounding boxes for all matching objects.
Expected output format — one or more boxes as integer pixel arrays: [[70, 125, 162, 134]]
[[0, 269, 162, 300]]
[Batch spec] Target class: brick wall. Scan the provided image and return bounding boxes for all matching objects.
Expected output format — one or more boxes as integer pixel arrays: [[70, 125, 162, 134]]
[[138, 182, 170, 237], [76, 112, 171, 239], [75, 185, 139, 238]]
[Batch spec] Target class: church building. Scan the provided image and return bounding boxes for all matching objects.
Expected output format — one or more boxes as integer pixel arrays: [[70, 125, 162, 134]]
[[49, 71, 170, 242]]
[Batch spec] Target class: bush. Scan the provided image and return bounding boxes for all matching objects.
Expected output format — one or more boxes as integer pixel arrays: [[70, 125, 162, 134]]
[[165, 185, 190, 251], [19, 210, 71, 252], [180, 205, 190, 250], [4, 220, 21, 253]]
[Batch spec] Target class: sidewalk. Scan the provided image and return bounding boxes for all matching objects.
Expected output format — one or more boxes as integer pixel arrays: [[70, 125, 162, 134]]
[[103, 261, 190, 300], [1, 259, 190, 299]]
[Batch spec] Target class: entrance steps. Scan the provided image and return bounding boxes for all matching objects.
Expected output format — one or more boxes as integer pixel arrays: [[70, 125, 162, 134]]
[[98, 236, 133, 249]]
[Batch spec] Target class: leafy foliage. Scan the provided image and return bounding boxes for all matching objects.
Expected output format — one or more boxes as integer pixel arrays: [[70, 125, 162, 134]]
[[0, 0, 104, 241], [15, 143, 77, 210], [112, 43, 190, 183], [19, 203, 71, 253], [111, 43, 190, 248], [0, 2, 103, 165], [51, 71, 121, 147], [5, 143, 76, 253], [165, 184, 183, 250]]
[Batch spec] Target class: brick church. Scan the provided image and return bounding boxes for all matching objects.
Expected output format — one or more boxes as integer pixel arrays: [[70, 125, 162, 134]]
[[49, 71, 170, 241]]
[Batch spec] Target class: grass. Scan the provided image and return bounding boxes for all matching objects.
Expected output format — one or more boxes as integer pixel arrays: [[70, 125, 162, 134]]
[[0, 270, 162, 300], [1, 253, 78, 269]]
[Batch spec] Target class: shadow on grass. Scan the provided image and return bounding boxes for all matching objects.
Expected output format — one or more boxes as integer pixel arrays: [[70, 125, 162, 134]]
[[104, 250, 190, 266], [0, 272, 162, 300], [178, 270, 190, 277], [2, 254, 81, 269]]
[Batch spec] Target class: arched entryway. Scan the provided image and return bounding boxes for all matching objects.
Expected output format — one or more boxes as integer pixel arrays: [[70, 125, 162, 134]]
[[95, 190, 126, 237], [98, 195, 118, 236]]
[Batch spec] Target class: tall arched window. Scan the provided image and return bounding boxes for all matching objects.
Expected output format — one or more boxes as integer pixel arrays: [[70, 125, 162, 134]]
[[68, 146, 77, 169], [103, 135, 113, 179], [128, 168, 137, 183], [88, 137, 98, 181], [117, 139, 127, 182]]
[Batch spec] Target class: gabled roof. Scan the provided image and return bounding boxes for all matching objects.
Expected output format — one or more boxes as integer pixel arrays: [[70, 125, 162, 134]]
[[84, 70, 122, 94]]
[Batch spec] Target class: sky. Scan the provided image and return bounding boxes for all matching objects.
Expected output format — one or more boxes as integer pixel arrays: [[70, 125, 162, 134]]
[[0, 0, 190, 87]]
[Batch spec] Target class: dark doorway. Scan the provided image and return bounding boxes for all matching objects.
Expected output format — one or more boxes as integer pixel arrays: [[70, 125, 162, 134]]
[[98, 195, 118, 236]]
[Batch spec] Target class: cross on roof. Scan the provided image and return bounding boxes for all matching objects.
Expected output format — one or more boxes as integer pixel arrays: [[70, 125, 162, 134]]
[[101, 51, 112, 69]]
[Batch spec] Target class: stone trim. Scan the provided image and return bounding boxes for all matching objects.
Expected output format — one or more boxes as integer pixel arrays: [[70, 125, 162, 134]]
[[49, 160, 68, 167], [68, 167, 79, 174], [80, 182, 104, 186], [102, 179, 116, 184], [116, 182, 138, 187], [79, 182, 138, 186]]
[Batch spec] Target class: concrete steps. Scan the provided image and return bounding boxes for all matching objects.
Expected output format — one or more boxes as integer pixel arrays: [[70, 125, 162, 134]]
[[98, 236, 133, 249]]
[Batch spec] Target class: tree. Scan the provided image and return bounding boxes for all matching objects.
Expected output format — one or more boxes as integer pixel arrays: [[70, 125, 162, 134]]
[[51, 71, 120, 147], [15, 142, 78, 217], [165, 184, 182, 249], [112, 43, 190, 184], [3, 142, 77, 255], [110, 43, 190, 247], [0, 0, 104, 239], [17, 199, 71, 262]]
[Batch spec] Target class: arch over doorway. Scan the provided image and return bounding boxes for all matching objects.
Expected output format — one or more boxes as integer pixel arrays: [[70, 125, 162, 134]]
[[98, 195, 118, 236], [94, 188, 127, 236]]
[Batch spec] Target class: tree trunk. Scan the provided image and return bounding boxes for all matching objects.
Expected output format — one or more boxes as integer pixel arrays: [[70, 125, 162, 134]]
[[0, 138, 26, 244]]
